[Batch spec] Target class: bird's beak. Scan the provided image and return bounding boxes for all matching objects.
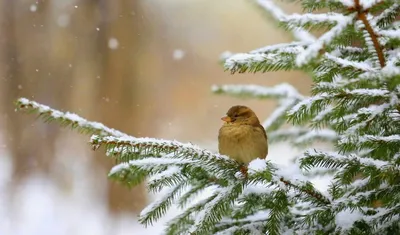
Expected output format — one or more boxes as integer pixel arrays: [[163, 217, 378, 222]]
[[221, 116, 232, 123]]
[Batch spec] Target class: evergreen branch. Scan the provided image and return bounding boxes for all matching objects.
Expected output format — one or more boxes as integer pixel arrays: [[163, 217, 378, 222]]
[[255, 0, 316, 42], [224, 52, 298, 74], [339, 134, 400, 152], [15, 98, 127, 137], [301, 149, 389, 171], [248, 160, 331, 205], [147, 166, 184, 192], [263, 99, 299, 133], [90, 135, 239, 177], [288, 88, 390, 125], [268, 128, 337, 146], [212, 83, 303, 100], [374, 3, 400, 28], [265, 190, 289, 235], [166, 193, 219, 235], [282, 12, 348, 28], [139, 183, 187, 226], [189, 183, 244, 234], [299, 0, 346, 12], [324, 52, 376, 72], [354, 0, 386, 67], [178, 182, 209, 208], [295, 13, 355, 66], [215, 220, 265, 235], [278, 178, 330, 205], [294, 129, 337, 146], [250, 42, 308, 54], [300, 149, 348, 171]]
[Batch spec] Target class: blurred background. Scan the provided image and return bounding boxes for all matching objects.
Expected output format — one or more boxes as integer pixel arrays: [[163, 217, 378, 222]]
[[0, 0, 310, 234]]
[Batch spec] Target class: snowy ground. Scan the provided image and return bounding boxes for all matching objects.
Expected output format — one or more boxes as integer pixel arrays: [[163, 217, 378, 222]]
[[0, 142, 330, 235]]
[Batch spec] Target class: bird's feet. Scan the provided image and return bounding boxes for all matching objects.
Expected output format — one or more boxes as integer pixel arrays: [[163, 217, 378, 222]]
[[239, 164, 248, 178]]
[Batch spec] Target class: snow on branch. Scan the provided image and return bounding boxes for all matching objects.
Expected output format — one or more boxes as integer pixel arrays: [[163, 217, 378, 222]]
[[283, 12, 350, 26], [300, 149, 390, 170], [16, 97, 128, 137], [90, 135, 238, 176], [262, 99, 298, 132], [324, 52, 376, 72], [294, 13, 355, 66], [249, 42, 308, 54], [339, 134, 400, 148], [379, 29, 400, 39], [359, 0, 385, 10], [247, 158, 331, 205], [224, 51, 298, 74], [373, 3, 400, 27], [212, 83, 303, 100], [255, 0, 315, 43], [268, 127, 338, 146]]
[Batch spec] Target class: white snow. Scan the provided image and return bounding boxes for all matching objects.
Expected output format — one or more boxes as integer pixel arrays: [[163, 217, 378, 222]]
[[372, 4, 399, 25], [305, 149, 389, 168], [139, 185, 181, 220], [295, 13, 355, 66], [248, 158, 267, 173], [172, 49, 185, 60], [360, 0, 383, 10], [250, 42, 307, 54], [294, 129, 337, 144], [108, 38, 119, 50], [335, 209, 363, 230], [287, 93, 332, 116], [30, 4, 37, 12], [91, 135, 234, 163], [275, 162, 308, 183], [285, 13, 349, 25], [324, 53, 375, 72], [57, 14, 70, 28], [338, 0, 355, 7], [379, 29, 400, 38], [148, 166, 181, 183], [224, 53, 265, 70], [212, 83, 303, 100], [17, 98, 128, 137], [109, 158, 194, 175], [348, 88, 389, 97], [241, 183, 273, 196], [189, 186, 232, 233], [256, 0, 315, 42], [263, 99, 297, 130]]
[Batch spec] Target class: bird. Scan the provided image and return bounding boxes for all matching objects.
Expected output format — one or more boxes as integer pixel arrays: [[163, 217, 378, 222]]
[[218, 105, 268, 175]]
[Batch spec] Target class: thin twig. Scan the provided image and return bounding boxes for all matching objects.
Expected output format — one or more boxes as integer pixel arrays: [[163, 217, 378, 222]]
[[280, 178, 331, 205]]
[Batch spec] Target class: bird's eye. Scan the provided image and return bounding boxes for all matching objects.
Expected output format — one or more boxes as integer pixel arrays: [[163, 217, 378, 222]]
[[234, 114, 239, 117]]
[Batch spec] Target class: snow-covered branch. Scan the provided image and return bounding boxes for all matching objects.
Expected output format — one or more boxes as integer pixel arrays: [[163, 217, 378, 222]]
[[16, 97, 128, 137], [212, 83, 303, 100], [255, 0, 315, 43]]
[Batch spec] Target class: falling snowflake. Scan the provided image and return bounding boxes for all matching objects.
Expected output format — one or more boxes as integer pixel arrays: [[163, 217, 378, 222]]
[[108, 38, 119, 50], [30, 4, 37, 12], [173, 49, 185, 60], [57, 14, 70, 28]]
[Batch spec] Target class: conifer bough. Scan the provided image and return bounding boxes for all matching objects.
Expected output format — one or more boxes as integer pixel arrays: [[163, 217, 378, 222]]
[[16, 0, 400, 234]]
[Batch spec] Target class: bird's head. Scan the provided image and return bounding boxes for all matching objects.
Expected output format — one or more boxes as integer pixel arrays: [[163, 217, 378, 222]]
[[221, 105, 260, 126]]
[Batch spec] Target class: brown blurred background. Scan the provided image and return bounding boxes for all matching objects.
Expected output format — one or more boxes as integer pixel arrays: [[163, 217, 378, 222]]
[[0, 0, 310, 220]]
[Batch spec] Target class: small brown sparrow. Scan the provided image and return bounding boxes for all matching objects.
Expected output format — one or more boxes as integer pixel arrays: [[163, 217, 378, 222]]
[[218, 105, 268, 169]]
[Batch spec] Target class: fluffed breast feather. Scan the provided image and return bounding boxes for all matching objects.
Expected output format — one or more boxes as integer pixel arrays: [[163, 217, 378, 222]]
[[218, 124, 268, 164]]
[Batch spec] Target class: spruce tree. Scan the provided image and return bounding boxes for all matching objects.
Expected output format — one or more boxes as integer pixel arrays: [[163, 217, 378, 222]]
[[16, 0, 400, 234]]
